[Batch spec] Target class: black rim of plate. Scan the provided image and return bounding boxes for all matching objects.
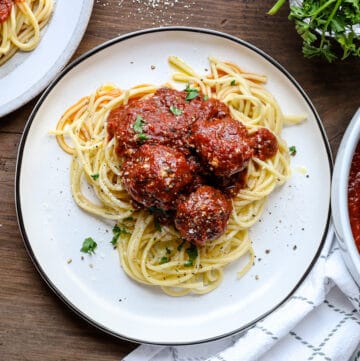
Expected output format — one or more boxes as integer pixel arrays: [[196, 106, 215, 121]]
[[15, 26, 333, 346]]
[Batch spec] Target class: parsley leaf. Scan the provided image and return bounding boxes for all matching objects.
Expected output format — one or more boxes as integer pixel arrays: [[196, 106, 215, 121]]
[[230, 79, 236, 86], [154, 218, 162, 232], [81, 237, 97, 254], [133, 115, 148, 142], [184, 84, 199, 101], [203, 95, 209, 101], [133, 115, 145, 133], [137, 133, 148, 142], [123, 216, 134, 222], [170, 105, 183, 116], [147, 206, 170, 217], [177, 239, 185, 251], [184, 244, 198, 267], [91, 173, 99, 181], [289, 145, 297, 156], [159, 256, 169, 264], [111, 224, 129, 246]]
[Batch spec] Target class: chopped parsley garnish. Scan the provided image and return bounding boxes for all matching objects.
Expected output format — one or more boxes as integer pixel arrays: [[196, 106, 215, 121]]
[[184, 244, 198, 267], [148, 206, 163, 213], [177, 239, 185, 251], [111, 224, 130, 246], [170, 105, 183, 116], [203, 95, 209, 101], [147, 207, 169, 232], [230, 79, 236, 86], [137, 133, 148, 142], [159, 256, 169, 264], [123, 216, 134, 222], [147, 206, 170, 218], [133, 115, 145, 132], [91, 173, 99, 181], [154, 218, 162, 232], [184, 84, 199, 102], [133, 115, 148, 142], [289, 145, 297, 156], [80, 237, 97, 254]]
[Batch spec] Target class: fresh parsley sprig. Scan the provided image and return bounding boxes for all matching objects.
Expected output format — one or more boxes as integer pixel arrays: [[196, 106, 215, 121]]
[[111, 224, 130, 247], [184, 84, 199, 101], [289, 145, 297, 156], [269, 0, 360, 62], [170, 105, 183, 116], [133, 115, 148, 142], [159, 256, 169, 264], [81, 237, 97, 254], [184, 244, 198, 267]]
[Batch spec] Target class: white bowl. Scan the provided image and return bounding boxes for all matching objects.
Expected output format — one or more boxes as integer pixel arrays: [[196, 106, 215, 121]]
[[332, 108, 360, 285]]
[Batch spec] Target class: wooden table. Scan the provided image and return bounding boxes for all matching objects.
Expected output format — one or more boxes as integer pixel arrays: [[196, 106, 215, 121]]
[[1, 1, 359, 360]]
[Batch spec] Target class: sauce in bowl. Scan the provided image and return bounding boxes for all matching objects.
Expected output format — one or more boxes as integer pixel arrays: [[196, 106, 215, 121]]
[[349, 142, 360, 252]]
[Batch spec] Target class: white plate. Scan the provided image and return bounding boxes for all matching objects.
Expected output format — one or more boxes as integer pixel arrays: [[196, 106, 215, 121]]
[[16, 28, 332, 345], [0, 0, 93, 117]]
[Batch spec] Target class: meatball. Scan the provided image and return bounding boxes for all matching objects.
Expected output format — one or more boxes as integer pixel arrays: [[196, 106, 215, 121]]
[[175, 185, 232, 245], [249, 128, 278, 160], [197, 97, 230, 122], [107, 88, 199, 156], [121, 144, 193, 210], [190, 116, 253, 177]]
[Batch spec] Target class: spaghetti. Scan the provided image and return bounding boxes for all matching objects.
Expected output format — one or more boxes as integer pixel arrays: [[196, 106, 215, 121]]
[[53, 56, 303, 296], [0, 0, 53, 65]]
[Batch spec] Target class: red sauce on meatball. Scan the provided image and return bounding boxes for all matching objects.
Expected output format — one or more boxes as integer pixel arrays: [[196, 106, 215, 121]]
[[190, 116, 253, 177], [121, 144, 193, 211], [348, 142, 360, 252], [250, 128, 278, 160], [108, 88, 199, 156], [108, 88, 279, 245], [175, 185, 232, 246]]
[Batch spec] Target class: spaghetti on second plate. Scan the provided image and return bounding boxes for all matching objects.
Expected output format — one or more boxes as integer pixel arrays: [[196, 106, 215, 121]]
[[53, 56, 301, 296], [0, 0, 53, 65]]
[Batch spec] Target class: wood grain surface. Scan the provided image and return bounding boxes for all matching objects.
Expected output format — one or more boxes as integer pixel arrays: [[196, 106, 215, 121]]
[[1, 1, 359, 360]]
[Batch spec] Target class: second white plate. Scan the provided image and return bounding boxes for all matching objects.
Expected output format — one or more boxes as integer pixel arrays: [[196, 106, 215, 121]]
[[0, 0, 94, 117]]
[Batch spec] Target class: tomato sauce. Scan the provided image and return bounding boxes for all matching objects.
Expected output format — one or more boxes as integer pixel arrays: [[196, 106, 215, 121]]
[[348, 142, 360, 252], [0, 0, 13, 23]]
